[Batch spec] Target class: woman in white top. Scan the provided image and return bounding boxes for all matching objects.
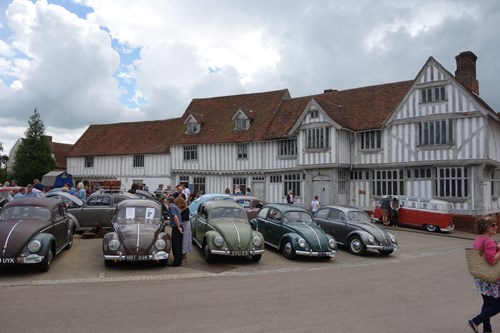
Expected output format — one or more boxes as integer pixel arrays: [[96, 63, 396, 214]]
[[310, 195, 320, 213]]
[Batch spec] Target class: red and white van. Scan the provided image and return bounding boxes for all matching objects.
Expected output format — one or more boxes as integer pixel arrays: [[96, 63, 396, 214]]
[[372, 195, 454, 233]]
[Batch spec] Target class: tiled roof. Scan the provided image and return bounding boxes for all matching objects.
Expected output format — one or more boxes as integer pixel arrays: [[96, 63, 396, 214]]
[[265, 80, 414, 139], [175, 89, 291, 144], [68, 119, 181, 157], [50, 142, 73, 169]]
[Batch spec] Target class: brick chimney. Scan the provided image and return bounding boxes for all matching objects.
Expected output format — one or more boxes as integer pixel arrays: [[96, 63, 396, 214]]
[[455, 51, 479, 95]]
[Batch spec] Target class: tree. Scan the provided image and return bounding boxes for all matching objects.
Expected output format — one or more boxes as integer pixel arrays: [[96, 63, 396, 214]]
[[12, 109, 56, 186]]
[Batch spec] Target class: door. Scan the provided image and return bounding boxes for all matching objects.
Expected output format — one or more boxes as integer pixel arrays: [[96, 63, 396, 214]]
[[80, 194, 115, 228], [312, 175, 331, 206], [252, 181, 265, 200], [52, 204, 68, 249]]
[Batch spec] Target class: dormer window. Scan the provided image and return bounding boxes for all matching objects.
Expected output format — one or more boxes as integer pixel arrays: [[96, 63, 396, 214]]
[[235, 117, 249, 131], [184, 115, 201, 134], [310, 109, 319, 118]]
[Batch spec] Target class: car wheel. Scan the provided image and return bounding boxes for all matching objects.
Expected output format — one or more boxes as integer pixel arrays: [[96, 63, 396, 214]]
[[348, 236, 366, 256], [203, 242, 215, 263], [39, 245, 54, 272], [281, 240, 296, 260], [251, 254, 262, 263], [104, 259, 114, 267], [425, 224, 438, 232], [378, 250, 393, 256], [65, 228, 75, 250], [159, 259, 168, 267]]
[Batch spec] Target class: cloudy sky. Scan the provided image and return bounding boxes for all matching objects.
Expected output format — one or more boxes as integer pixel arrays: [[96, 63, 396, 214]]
[[0, 0, 499, 156]]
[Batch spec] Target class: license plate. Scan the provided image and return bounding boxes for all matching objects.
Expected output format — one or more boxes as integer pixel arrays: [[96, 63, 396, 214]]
[[126, 255, 149, 261], [230, 251, 249, 256], [1, 258, 16, 264]]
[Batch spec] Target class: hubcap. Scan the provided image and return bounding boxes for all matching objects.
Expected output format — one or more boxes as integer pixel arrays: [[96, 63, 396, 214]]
[[351, 239, 362, 252], [284, 242, 293, 255]]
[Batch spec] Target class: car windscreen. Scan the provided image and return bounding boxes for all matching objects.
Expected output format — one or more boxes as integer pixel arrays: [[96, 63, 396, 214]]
[[114, 206, 162, 225], [1, 206, 51, 220], [347, 211, 371, 222], [210, 207, 247, 220], [283, 211, 314, 225]]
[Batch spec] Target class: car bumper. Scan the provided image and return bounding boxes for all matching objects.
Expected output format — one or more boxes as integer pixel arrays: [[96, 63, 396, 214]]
[[0, 254, 44, 265], [104, 251, 169, 261], [441, 225, 455, 232], [366, 244, 398, 251], [295, 250, 337, 257], [210, 249, 265, 256]]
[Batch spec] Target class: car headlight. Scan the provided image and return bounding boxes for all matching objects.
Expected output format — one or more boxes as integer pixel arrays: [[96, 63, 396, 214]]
[[298, 238, 306, 248], [368, 235, 375, 243], [328, 238, 336, 249], [252, 236, 262, 247], [28, 240, 41, 253], [108, 239, 120, 251], [155, 239, 166, 250], [388, 233, 397, 243], [214, 236, 224, 247]]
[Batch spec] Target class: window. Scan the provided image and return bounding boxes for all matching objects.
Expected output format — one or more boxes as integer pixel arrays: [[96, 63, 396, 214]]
[[406, 168, 432, 179], [237, 143, 248, 159], [492, 170, 500, 198], [133, 155, 144, 168], [84, 156, 94, 168], [421, 86, 446, 103], [233, 177, 247, 194], [284, 173, 302, 197], [435, 167, 468, 198], [270, 175, 282, 183], [235, 118, 249, 131], [350, 170, 369, 180], [373, 170, 404, 196], [278, 138, 297, 156], [187, 121, 200, 134], [338, 170, 348, 193], [418, 119, 453, 146], [306, 127, 330, 149], [183, 145, 198, 160], [193, 177, 205, 194], [310, 109, 319, 118], [360, 130, 381, 150]]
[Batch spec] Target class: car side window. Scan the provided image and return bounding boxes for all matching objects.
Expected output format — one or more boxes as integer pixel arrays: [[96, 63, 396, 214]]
[[53, 206, 63, 222], [268, 209, 281, 222], [87, 196, 111, 207], [339, 212, 346, 221], [330, 209, 341, 220], [257, 207, 269, 218], [315, 208, 329, 219], [255, 201, 264, 209], [200, 206, 208, 220]]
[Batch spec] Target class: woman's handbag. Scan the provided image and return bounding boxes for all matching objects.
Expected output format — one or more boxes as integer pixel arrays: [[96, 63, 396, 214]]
[[465, 246, 500, 283]]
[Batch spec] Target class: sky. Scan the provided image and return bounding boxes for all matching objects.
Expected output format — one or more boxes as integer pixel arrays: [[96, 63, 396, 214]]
[[0, 0, 499, 156]]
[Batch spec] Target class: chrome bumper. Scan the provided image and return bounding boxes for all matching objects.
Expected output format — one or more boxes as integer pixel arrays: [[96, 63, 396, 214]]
[[366, 244, 398, 251], [295, 250, 337, 257], [104, 251, 168, 261], [210, 248, 265, 256]]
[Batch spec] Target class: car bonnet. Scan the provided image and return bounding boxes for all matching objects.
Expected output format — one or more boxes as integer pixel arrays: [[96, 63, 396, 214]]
[[0, 218, 52, 257], [209, 219, 253, 249], [285, 221, 330, 251], [113, 222, 161, 255]]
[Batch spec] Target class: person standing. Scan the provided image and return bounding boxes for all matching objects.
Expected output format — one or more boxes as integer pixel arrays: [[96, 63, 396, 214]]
[[173, 184, 186, 199], [380, 195, 391, 226], [13, 187, 26, 200], [175, 197, 192, 264], [24, 184, 39, 198], [286, 190, 295, 204], [76, 182, 86, 202], [390, 197, 400, 227], [167, 196, 183, 267], [310, 195, 321, 213], [467, 216, 500, 333]]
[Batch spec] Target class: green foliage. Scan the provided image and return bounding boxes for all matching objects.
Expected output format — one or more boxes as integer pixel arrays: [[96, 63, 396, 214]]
[[12, 109, 56, 186]]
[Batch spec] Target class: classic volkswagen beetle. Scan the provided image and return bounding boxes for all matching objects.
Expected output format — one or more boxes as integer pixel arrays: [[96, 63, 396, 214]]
[[313, 205, 398, 256], [250, 203, 337, 260], [102, 199, 171, 267], [0, 197, 75, 272], [191, 200, 265, 263]]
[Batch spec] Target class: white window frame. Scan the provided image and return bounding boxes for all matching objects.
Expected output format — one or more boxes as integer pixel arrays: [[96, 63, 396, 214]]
[[278, 138, 297, 156], [418, 119, 453, 146], [373, 169, 404, 196], [183, 145, 198, 160], [237, 143, 248, 159], [133, 155, 144, 168], [435, 167, 468, 198], [306, 127, 330, 149], [84, 156, 94, 168], [360, 130, 381, 150]]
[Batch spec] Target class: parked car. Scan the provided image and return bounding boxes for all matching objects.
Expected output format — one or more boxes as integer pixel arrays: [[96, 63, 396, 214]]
[[0, 197, 75, 272], [313, 205, 398, 256], [191, 200, 265, 263], [188, 193, 231, 217], [372, 195, 454, 233], [57, 191, 138, 234], [102, 199, 171, 267], [229, 195, 266, 219], [250, 203, 337, 260]]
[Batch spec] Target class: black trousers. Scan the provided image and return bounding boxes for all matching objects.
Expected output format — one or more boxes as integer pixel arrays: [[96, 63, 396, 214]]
[[171, 227, 183, 266]]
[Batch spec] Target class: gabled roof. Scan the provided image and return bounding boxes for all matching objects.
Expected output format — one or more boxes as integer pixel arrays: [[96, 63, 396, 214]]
[[68, 119, 182, 157], [50, 142, 73, 169], [175, 89, 290, 144], [265, 80, 414, 139]]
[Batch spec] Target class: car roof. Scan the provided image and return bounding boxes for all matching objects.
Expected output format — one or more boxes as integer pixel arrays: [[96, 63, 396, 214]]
[[46, 191, 84, 205], [229, 195, 266, 202], [117, 198, 161, 209], [202, 200, 245, 210], [264, 203, 309, 213], [3, 197, 62, 210], [321, 205, 367, 212]]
